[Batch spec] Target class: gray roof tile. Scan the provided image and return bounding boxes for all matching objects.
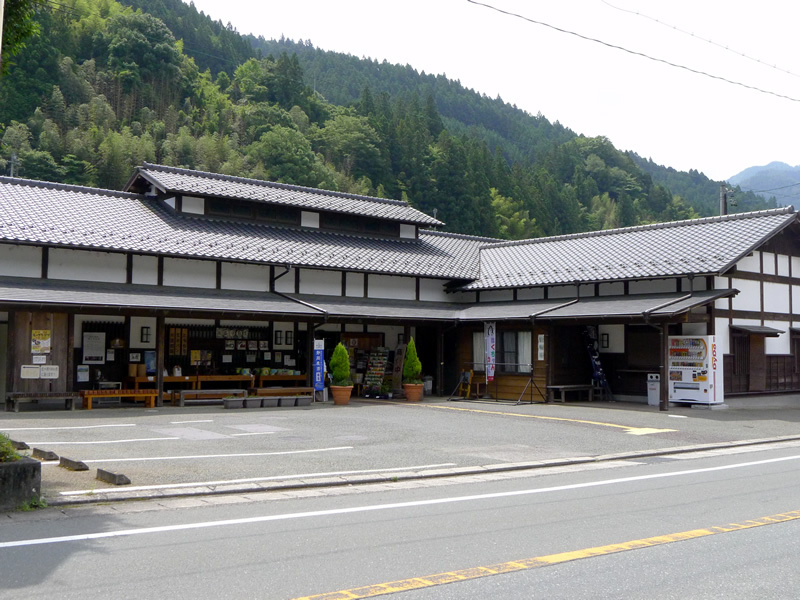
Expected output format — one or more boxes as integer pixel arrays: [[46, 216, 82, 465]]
[[131, 163, 444, 226]]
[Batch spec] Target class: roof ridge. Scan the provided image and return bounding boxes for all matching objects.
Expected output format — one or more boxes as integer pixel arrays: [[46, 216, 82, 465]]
[[420, 229, 503, 243], [480, 206, 796, 250], [0, 176, 142, 200], [141, 162, 412, 208]]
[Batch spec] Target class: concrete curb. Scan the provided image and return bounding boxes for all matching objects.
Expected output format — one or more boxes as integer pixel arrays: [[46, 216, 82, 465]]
[[44, 434, 800, 507]]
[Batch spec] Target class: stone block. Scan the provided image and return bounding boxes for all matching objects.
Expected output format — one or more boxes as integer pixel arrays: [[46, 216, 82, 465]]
[[32, 448, 58, 461], [59, 456, 89, 471], [0, 458, 41, 511], [96, 469, 131, 486]]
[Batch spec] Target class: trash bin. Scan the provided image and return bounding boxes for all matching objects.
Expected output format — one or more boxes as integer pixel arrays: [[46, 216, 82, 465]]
[[423, 376, 433, 395], [647, 373, 660, 406]]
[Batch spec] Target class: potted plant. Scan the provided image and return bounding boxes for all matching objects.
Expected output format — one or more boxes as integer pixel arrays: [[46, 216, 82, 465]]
[[329, 342, 353, 405], [0, 432, 42, 511], [402, 337, 424, 402], [379, 379, 393, 399]]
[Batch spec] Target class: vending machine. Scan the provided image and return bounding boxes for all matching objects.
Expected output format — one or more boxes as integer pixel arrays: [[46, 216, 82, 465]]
[[667, 335, 723, 404]]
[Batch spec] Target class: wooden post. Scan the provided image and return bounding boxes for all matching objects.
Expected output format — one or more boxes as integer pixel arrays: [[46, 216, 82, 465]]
[[659, 323, 669, 412], [155, 315, 165, 406]]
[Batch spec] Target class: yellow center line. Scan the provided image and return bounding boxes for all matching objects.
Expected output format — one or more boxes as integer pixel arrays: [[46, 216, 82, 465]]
[[291, 509, 800, 600], [396, 401, 676, 435]]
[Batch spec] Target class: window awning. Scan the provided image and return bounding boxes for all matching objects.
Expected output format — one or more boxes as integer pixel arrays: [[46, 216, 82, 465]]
[[731, 324, 784, 337]]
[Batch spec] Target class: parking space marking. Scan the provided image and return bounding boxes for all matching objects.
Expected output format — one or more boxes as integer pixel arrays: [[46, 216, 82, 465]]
[[0, 424, 136, 431], [170, 420, 214, 424], [59, 463, 457, 496], [78, 446, 356, 464], [231, 432, 276, 436], [27, 437, 180, 445], [409, 403, 676, 435]]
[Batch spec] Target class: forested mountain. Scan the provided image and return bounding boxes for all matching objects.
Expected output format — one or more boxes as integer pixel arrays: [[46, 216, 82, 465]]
[[728, 162, 800, 207], [0, 0, 776, 243]]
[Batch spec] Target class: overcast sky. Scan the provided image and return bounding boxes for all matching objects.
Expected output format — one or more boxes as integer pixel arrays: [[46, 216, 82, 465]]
[[189, 0, 800, 182]]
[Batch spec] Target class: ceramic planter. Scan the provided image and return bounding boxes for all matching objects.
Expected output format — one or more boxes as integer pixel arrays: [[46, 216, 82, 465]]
[[330, 385, 353, 405], [403, 383, 424, 402]]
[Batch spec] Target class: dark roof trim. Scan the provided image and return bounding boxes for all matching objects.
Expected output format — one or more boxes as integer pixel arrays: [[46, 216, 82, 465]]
[[731, 325, 784, 337]]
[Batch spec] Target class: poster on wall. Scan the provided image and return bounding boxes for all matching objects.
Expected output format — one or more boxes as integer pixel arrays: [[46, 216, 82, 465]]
[[31, 329, 51, 354], [484, 322, 496, 382], [82, 332, 106, 364], [40, 365, 59, 379]]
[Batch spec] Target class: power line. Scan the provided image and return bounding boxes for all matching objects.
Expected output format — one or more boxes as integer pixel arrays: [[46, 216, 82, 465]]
[[602, 0, 800, 82], [747, 181, 800, 193], [466, 0, 800, 103]]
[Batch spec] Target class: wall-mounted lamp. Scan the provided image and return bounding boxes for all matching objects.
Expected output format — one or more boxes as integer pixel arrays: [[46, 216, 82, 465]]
[[141, 326, 151, 344]]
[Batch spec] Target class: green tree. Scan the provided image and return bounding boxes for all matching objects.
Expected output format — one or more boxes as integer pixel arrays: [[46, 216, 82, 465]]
[[0, 0, 41, 74]]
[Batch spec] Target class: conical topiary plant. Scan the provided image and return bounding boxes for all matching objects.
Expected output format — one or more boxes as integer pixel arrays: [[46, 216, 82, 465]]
[[403, 337, 422, 384], [329, 342, 352, 386]]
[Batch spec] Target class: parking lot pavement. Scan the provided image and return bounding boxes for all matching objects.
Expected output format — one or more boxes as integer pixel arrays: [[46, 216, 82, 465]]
[[3, 397, 800, 505]]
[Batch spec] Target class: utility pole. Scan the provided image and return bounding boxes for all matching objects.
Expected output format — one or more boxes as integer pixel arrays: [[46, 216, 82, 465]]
[[719, 184, 733, 216]]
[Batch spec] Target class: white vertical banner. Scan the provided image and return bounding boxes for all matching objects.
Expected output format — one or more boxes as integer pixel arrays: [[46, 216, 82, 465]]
[[484, 322, 496, 382]]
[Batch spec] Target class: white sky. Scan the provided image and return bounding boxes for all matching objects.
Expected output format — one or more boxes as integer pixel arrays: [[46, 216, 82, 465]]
[[188, 0, 800, 182]]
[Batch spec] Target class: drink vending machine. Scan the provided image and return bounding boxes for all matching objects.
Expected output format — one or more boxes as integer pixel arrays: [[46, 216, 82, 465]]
[[667, 335, 723, 404]]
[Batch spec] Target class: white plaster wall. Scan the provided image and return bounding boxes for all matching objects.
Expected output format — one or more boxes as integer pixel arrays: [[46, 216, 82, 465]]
[[50, 249, 126, 283], [182, 196, 205, 215], [132, 255, 158, 285], [400, 224, 416, 239], [629, 278, 677, 294], [730, 278, 761, 312], [73, 314, 125, 348], [714, 277, 732, 309], [274, 267, 296, 293], [777, 254, 790, 277], [299, 268, 341, 295], [298, 322, 307, 331], [301, 211, 319, 228], [681, 277, 708, 291], [371, 325, 404, 349], [598, 324, 624, 353], [164, 197, 176, 209], [369, 274, 416, 300], [0, 244, 41, 277], [346, 272, 365, 298], [548, 285, 579, 299], [517, 287, 545, 301], [793, 256, 800, 278], [765, 320, 790, 354], [763, 281, 790, 314], [682, 322, 708, 336], [762, 252, 776, 275], [272, 321, 294, 350], [418, 278, 449, 302], [736, 252, 760, 273], [598, 282, 624, 296], [130, 316, 157, 349], [793, 286, 800, 316], [448, 290, 478, 303], [480, 290, 514, 302], [579, 284, 595, 297], [221, 262, 269, 292], [715, 317, 730, 354], [344, 323, 364, 332], [163, 258, 216, 289]]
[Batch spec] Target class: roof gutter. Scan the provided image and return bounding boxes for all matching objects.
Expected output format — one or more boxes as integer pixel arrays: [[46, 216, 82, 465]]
[[270, 264, 328, 320]]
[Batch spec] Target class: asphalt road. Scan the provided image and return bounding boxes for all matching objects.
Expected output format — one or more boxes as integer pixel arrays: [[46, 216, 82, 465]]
[[3, 442, 800, 598], [3, 397, 800, 503]]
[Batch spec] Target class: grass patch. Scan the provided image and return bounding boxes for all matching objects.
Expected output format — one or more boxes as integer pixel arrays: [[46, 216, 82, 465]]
[[0, 432, 22, 463]]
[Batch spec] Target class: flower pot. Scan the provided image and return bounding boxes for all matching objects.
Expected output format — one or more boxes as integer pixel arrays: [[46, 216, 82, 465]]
[[403, 383, 424, 402], [330, 385, 353, 405], [260, 397, 279, 408], [244, 397, 262, 408], [223, 397, 244, 409]]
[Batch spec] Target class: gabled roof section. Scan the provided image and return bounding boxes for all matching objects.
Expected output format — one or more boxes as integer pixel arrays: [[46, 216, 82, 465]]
[[127, 162, 444, 227], [0, 177, 478, 279], [463, 207, 798, 290]]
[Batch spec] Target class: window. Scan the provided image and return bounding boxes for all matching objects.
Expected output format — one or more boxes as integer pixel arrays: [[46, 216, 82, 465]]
[[499, 331, 532, 373], [472, 331, 485, 371]]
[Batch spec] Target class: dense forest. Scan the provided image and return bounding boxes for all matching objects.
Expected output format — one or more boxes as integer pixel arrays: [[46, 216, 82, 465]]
[[0, 0, 778, 241]]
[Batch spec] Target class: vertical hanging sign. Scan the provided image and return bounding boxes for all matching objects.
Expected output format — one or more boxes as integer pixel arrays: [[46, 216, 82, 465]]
[[484, 321, 496, 382], [313, 339, 325, 391]]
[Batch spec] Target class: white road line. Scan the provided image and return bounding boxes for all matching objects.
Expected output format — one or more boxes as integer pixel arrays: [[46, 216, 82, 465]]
[[0, 424, 136, 431], [26, 437, 180, 445], [78, 446, 355, 464], [170, 420, 214, 424], [230, 432, 276, 436], [59, 463, 459, 495], [6, 453, 800, 549]]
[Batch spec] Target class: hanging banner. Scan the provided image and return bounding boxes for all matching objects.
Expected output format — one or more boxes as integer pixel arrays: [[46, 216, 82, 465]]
[[484, 321, 496, 382], [313, 339, 325, 391]]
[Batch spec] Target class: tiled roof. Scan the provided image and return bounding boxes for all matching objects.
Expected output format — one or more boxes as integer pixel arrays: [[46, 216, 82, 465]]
[[464, 208, 798, 290], [130, 163, 444, 227], [0, 177, 482, 279]]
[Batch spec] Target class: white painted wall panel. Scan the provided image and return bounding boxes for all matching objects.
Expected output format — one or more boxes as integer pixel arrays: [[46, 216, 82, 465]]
[[0, 244, 41, 277], [517, 287, 544, 301], [794, 286, 800, 315], [369, 274, 416, 300], [299, 268, 341, 295], [344, 323, 364, 332], [272, 321, 294, 350], [793, 256, 800, 278], [132, 255, 158, 285], [372, 325, 404, 348], [400, 224, 416, 239], [182, 196, 205, 215], [418, 278, 449, 302], [736, 252, 760, 273], [221, 262, 269, 292], [448, 291, 477, 303], [777, 254, 790, 277], [682, 323, 707, 336], [50, 249, 126, 283], [715, 318, 730, 354], [598, 282, 624, 296], [480, 290, 514, 302], [763, 281, 790, 314], [765, 320, 790, 354], [130, 316, 157, 349], [346, 272, 365, 298], [762, 252, 776, 275], [630, 279, 677, 294], [681, 277, 708, 291], [274, 267, 296, 293], [730, 278, 761, 312], [548, 285, 578, 299], [301, 211, 319, 228], [598, 324, 624, 353], [163, 257, 216, 288]]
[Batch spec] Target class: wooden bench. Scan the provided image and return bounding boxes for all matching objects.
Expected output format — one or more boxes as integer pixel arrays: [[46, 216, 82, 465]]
[[6, 392, 81, 412], [80, 389, 158, 410], [546, 384, 594, 403], [173, 388, 248, 407]]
